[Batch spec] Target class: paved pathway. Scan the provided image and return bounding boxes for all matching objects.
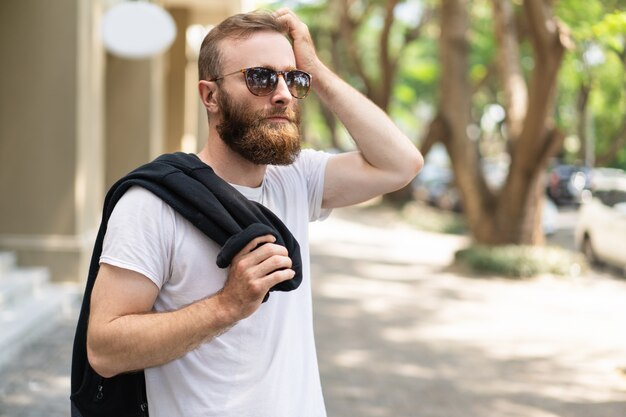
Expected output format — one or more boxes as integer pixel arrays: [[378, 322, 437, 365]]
[[1, 205, 626, 417], [311, 205, 626, 417], [0, 306, 77, 417]]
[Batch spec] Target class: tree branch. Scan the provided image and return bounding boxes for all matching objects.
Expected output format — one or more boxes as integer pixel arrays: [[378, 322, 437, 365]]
[[595, 116, 626, 166], [338, 0, 373, 96], [404, 7, 434, 45], [419, 113, 450, 157], [523, 0, 573, 63], [378, 0, 400, 110], [492, 0, 527, 141], [395, 6, 434, 72]]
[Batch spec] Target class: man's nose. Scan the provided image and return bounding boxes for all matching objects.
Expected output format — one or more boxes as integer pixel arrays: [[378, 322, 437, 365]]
[[270, 74, 293, 106]]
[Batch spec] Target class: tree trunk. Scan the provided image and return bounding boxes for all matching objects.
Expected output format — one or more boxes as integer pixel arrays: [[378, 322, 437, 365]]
[[595, 117, 626, 166], [435, 0, 571, 245], [496, 0, 570, 244], [318, 102, 341, 151], [492, 0, 527, 141], [437, 0, 498, 241], [576, 82, 591, 163]]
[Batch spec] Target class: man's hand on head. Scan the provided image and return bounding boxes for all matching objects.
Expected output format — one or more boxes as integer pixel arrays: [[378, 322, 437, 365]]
[[274, 8, 320, 75]]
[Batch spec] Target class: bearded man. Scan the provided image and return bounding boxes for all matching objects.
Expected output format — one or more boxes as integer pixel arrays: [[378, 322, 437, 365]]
[[75, 8, 422, 417]]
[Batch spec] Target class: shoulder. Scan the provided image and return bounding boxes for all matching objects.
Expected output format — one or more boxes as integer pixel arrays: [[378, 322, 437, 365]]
[[114, 186, 173, 213], [102, 186, 178, 286], [109, 186, 177, 230], [269, 149, 332, 178], [294, 148, 332, 170], [264, 149, 333, 221]]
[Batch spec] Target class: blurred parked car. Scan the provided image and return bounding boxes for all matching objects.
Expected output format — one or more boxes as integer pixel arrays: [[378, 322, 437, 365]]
[[413, 165, 559, 235], [589, 167, 626, 190], [546, 163, 592, 206], [575, 183, 626, 273], [542, 197, 558, 236]]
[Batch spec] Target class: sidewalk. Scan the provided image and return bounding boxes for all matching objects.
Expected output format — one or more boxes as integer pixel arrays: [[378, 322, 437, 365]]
[[311, 205, 626, 417], [1, 205, 626, 417], [0, 304, 78, 417]]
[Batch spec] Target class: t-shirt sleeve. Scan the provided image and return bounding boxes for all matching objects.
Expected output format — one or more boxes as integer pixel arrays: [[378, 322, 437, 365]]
[[297, 149, 332, 222], [100, 186, 174, 289]]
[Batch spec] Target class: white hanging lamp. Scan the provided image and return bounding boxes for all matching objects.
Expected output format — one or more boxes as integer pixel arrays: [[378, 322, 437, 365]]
[[101, 1, 177, 59]]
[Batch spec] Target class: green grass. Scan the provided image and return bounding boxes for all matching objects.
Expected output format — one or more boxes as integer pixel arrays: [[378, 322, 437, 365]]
[[455, 244, 588, 278]]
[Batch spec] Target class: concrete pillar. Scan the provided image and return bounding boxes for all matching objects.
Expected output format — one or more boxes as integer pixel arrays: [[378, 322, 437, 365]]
[[0, 0, 246, 282], [104, 54, 165, 189], [165, 8, 190, 154], [0, 0, 105, 282]]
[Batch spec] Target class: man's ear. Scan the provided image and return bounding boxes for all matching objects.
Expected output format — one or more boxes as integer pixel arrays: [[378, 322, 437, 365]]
[[198, 80, 218, 113]]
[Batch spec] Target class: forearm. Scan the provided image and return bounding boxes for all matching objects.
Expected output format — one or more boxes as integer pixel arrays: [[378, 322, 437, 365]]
[[275, 7, 422, 185], [87, 236, 292, 378], [87, 293, 235, 378], [311, 61, 423, 177]]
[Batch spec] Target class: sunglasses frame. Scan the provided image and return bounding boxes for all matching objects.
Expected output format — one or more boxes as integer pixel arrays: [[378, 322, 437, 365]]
[[209, 67, 312, 99]]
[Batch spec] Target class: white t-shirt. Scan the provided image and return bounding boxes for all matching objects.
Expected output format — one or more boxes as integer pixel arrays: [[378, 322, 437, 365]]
[[100, 149, 331, 417]]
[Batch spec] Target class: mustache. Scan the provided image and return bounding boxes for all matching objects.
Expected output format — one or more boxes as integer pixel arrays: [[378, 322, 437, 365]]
[[263, 108, 298, 123]]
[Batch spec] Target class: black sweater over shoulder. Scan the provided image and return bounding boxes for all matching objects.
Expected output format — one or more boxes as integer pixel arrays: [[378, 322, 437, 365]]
[[70, 152, 302, 417]]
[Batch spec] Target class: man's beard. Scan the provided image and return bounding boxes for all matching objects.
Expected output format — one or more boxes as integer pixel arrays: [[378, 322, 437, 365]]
[[216, 91, 302, 166]]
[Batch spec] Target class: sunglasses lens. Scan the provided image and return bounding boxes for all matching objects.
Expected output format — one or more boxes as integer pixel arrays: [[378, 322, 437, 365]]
[[244, 68, 311, 98], [285, 71, 311, 99], [245, 68, 276, 96]]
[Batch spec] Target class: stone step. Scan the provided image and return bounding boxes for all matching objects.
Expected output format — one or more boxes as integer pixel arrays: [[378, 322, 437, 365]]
[[0, 251, 17, 278], [0, 267, 48, 309], [0, 252, 80, 371], [0, 283, 78, 370]]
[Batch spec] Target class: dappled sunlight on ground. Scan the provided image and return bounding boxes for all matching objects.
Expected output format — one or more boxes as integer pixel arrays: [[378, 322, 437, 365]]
[[0, 311, 75, 417], [311, 205, 626, 417], [312, 207, 469, 268]]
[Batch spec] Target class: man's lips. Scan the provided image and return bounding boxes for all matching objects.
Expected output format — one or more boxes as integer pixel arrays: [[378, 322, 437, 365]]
[[265, 115, 293, 123]]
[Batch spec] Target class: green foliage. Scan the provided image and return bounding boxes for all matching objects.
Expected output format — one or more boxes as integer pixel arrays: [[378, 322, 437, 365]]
[[394, 38, 439, 135], [556, 2, 626, 168], [591, 53, 626, 155], [264, 0, 626, 169], [592, 11, 626, 53], [468, 0, 497, 81], [264, 0, 440, 144], [556, 0, 604, 34], [455, 245, 587, 278]]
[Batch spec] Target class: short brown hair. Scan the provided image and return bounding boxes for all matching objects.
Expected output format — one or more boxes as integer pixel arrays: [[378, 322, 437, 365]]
[[198, 10, 285, 81]]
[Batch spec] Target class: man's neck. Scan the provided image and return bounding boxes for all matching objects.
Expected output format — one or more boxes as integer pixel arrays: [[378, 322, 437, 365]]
[[196, 140, 266, 188]]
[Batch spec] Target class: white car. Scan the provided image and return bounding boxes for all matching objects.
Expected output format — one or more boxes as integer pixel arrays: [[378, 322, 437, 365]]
[[575, 181, 626, 274]]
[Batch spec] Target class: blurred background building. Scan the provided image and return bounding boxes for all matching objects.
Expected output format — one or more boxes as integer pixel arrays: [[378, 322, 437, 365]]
[[0, 0, 255, 283]]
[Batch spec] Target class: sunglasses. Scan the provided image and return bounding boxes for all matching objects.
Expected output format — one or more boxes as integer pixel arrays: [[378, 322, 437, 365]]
[[209, 67, 312, 99]]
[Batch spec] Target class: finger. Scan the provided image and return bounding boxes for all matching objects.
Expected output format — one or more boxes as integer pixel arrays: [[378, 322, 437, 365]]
[[230, 234, 276, 265], [227, 254, 292, 299], [255, 252, 293, 276], [244, 245, 291, 274], [240, 234, 277, 256], [260, 268, 296, 289], [274, 8, 300, 33], [273, 10, 316, 68], [273, 7, 294, 18]]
